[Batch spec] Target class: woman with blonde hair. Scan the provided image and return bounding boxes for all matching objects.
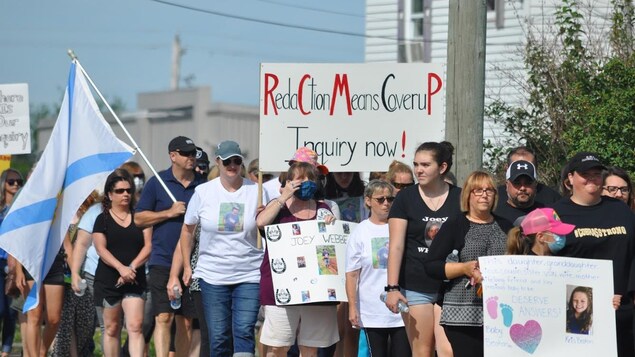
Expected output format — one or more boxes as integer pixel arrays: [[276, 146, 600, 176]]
[[385, 161, 414, 195]]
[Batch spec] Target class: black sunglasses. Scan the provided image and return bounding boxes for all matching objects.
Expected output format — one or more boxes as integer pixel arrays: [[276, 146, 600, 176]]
[[222, 157, 243, 167], [6, 179, 23, 186], [372, 196, 395, 204], [177, 150, 197, 157], [113, 188, 133, 194], [391, 181, 414, 190], [197, 164, 209, 171]]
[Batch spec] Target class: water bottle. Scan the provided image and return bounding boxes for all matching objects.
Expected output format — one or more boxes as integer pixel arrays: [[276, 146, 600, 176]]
[[380, 291, 409, 313], [170, 285, 182, 310], [444, 249, 459, 282], [75, 279, 87, 297]]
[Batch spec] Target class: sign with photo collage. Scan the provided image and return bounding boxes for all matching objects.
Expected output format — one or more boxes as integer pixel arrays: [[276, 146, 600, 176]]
[[264, 220, 357, 305]]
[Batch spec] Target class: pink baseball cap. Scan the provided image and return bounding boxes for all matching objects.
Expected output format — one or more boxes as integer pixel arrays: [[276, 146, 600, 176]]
[[289, 147, 329, 175], [520, 208, 575, 235]]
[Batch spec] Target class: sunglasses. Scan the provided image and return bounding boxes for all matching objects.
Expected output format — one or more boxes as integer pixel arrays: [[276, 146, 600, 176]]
[[391, 181, 414, 190], [6, 179, 23, 186], [372, 196, 395, 204], [222, 157, 243, 167], [176, 150, 197, 157], [197, 164, 209, 171], [113, 188, 133, 194]]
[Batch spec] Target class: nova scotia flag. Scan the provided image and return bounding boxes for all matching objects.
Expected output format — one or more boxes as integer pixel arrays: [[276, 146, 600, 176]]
[[0, 62, 133, 311]]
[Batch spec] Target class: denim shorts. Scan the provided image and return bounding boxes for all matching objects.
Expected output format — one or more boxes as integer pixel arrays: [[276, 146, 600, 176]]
[[403, 289, 437, 306]]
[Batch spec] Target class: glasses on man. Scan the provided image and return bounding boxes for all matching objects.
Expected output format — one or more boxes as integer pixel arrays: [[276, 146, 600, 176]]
[[471, 188, 496, 196], [603, 186, 630, 195], [372, 196, 395, 204], [113, 188, 133, 194], [197, 164, 209, 172], [391, 181, 414, 190], [6, 179, 23, 186], [176, 150, 197, 157], [222, 157, 243, 167]]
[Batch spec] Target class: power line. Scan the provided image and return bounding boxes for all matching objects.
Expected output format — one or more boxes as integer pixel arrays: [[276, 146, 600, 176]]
[[250, 0, 364, 18]]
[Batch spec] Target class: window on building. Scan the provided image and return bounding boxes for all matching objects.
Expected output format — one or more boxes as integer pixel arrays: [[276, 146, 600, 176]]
[[398, 0, 429, 62]]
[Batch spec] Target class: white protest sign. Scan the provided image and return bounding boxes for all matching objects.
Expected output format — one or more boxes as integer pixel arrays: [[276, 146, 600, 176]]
[[0, 84, 31, 155], [480, 256, 616, 357], [264, 220, 357, 305], [259, 63, 445, 172]]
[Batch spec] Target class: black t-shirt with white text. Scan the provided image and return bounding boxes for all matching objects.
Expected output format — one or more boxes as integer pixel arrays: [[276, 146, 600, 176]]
[[389, 184, 462, 293]]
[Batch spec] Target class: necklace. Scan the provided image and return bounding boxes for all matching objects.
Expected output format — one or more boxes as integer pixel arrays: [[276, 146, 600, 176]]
[[419, 185, 448, 211], [110, 209, 129, 221]]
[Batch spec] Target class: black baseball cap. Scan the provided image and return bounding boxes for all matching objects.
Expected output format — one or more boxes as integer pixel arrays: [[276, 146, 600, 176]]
[[168, 136, 197, 153], [567, 152, 606, 173], [506, 160, 536, 182]]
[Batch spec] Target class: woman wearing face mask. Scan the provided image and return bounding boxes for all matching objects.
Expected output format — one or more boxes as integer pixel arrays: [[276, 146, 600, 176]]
[[506, 208, 574, 256], [256, 161, 338, 357], [551, 152, 635, 357], [179, 141, 264, 357]]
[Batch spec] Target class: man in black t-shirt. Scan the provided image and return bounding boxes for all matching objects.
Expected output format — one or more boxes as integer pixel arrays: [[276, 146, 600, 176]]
[[495, 160, 544, 223]]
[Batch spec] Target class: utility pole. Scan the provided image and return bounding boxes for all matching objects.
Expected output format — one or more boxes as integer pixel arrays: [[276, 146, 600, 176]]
[[445, 0, 487, 185], [171, 34, 186, 90]]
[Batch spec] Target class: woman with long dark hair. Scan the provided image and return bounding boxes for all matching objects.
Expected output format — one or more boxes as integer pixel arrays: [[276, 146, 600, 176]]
[[93, 169, 151, 357]]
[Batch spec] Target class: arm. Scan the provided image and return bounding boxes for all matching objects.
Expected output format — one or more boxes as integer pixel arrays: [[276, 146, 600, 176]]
[[256, 178, 300, 228], [93, 232, 136, 283], [180, 223, 197, 288], [70, 229, 92, 292], [129, 227, 152, 271], [167, 240, 184, 300], [384, 217, 408, 313], [345, 270, 361, 327], [63, 230, 73, 269], [12, 258, 27, 296], [134, 201, 186, 228]]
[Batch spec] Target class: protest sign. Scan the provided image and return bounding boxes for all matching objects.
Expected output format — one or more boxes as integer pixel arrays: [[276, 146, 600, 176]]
[[480, 255, 616, 356], [264, 219, 357, 305], [259, 63, 445, 172], [0, 84, 31, 155]]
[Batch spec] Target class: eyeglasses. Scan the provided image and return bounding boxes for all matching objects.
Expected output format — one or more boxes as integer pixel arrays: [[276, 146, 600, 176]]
[[471, 188, 496, 196], [391, 181, 414, 190], [222, 157, 243, 167], [6, 179, 23, 186], [372, 196, 395, 204], [603, 186, 630, 195], [197, 164, 209, 172], [176, 150, 197, 157], [113, 188, 133, 194]]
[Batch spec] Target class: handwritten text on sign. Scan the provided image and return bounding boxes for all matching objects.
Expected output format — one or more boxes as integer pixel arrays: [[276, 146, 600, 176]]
[[0, 83, 31, 155], [259, 63, 445, 172]]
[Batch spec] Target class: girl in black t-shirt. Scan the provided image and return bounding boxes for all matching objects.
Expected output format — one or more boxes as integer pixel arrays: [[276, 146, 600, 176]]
[[386, 141, 461, 357], [93, 169, 151, 357]]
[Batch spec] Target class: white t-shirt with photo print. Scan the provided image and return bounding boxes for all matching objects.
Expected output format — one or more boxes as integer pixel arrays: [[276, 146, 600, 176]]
[[185, 177, 267, 285], [345, 219, 404, 328]]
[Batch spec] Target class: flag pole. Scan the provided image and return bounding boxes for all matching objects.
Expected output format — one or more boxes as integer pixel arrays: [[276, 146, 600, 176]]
[[67, 49, 176, 203]]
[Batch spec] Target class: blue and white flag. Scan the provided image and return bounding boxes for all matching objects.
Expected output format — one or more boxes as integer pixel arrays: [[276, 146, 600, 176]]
[[0, 62, 133, 311]]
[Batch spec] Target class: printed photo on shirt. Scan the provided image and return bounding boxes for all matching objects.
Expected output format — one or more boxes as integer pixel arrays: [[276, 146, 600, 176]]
[[372, 237, 390, 269], [317, 245, 338, 275], [566, 285, 593, 335], [425, 221, 442, 247], [338, 197, 361, 222], [218, 202, 244, 232]]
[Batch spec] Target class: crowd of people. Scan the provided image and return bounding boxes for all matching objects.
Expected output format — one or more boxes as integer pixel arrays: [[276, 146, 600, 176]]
[[0, 136, 633, 357]]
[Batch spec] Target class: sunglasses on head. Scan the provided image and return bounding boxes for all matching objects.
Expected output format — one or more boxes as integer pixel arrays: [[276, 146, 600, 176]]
[[372, 196, 395, 204], [176, 150, 197, 157], [6, 179, 23, 186], [113, 188, 133, 194], [391, 181, 414, 190], [222, 157, 243, 167]]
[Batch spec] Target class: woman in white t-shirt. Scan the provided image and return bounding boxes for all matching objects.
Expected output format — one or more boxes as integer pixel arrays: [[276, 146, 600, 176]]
[[180, 141, 265, 357], [346, 180, 411, 357]]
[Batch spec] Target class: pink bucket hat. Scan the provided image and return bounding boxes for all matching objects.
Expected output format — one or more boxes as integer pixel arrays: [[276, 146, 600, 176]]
[[289, 147, 329, 175], [520, 208, 575, 235]]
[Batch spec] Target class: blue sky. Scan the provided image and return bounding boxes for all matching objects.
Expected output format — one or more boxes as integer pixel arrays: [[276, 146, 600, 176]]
[[0, 0, 365, 110]]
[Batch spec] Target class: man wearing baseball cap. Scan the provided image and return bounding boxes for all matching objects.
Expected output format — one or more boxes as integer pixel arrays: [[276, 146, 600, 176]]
[[135, 136, 205, 357], [551, 152, 635, 356], [495, 160, 543, 223]]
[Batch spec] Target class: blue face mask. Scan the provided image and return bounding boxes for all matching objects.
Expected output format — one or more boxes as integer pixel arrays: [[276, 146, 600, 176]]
[[547, 234, 566, 253], [294, 181, 317, 201]]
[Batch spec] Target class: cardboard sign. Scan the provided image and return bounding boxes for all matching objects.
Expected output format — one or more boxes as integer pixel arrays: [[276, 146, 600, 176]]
[[480, 256, 616, 356], [0, 84, 31, 155], [259, 63, 445, 172], [264, 220, 357, 305]]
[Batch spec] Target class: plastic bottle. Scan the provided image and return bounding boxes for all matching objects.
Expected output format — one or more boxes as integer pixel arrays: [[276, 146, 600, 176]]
[[75, 279, 87, 297], [170, 285, 182, 310], [379, 291, 409, 313], [444, 249, 459, 282]]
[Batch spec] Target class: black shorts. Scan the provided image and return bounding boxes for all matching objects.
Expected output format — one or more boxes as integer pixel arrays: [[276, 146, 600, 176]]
[[23, 252, 65, 286], [149, 265, 194, 316]]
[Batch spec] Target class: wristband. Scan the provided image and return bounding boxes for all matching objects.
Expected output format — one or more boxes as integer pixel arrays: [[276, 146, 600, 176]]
[[384, 284, 400, 292]]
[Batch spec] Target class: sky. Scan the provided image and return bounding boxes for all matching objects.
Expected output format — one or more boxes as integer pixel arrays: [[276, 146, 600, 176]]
[[0, 0, 366, 111]]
